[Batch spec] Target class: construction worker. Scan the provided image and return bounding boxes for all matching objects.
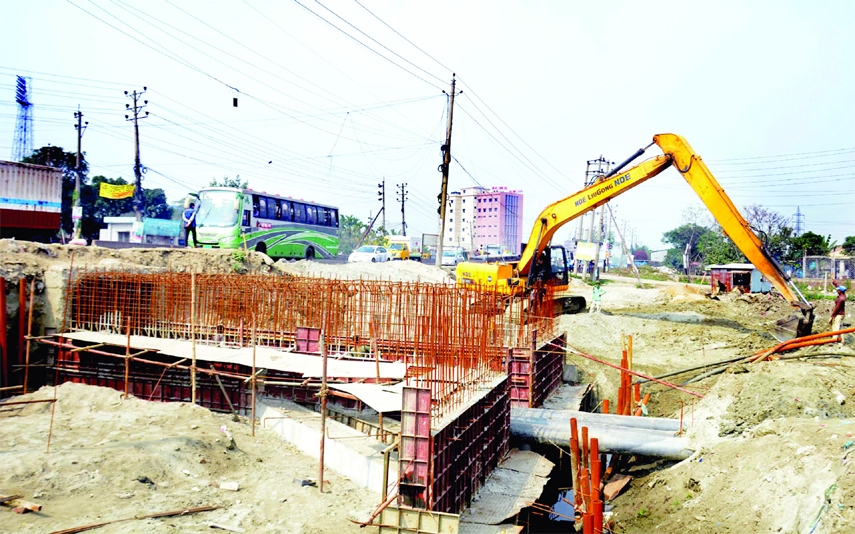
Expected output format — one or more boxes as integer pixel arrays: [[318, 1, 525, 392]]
[[589, 283, 605, 314], [182, 202, 199, 248], [830, 285, 847, 346]]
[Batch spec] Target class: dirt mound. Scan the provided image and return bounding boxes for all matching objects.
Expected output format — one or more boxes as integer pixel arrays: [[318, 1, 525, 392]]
[[0, 239, 277, 278], [0, 383, 376, 533], [274, 259, 453, 283]]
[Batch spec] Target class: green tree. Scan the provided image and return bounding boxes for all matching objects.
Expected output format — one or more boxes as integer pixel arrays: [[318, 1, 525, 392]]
[[338, 214, 366, 255], [743, 204, 795, 261], [21, 146, 87, 236], [662, 223, 709, 268], [76, 176, 174, 242], [842, 236, 855, 255], [789, 231, 832, 260], [210, 175, 248, 188], [698, 230, 744, 266]]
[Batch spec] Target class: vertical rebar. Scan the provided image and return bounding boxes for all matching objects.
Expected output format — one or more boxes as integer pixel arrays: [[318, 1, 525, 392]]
[[23, 278, 35, 394], [251, 324, 257, 437], [319, 331, 328, 493], [191, 272, 197, 404]]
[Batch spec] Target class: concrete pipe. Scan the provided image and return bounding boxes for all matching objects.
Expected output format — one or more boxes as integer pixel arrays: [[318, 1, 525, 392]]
[[510, 414, 693, 461], [511, 407, 685, 432]]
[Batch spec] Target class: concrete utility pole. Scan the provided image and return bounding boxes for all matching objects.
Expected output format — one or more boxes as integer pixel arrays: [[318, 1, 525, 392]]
[[436, 75, 460, 267], [125, 88, 148, 222], [70, 107, 88, 245], [377, 179, 386, 232], [397, 182, 408, 236], [591, 158, 612, 281]]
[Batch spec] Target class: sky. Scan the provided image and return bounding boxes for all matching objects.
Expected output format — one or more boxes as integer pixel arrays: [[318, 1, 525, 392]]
[[1, 0, 854, 251]]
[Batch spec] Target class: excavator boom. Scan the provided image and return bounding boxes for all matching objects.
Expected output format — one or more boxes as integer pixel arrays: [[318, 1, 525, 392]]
[[458, 133, 814, 336]]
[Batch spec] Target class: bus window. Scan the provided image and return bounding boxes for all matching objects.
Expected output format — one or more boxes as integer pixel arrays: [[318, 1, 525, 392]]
[[258, 197, 268, 219], [286, 201, 294, 221], [242, 210, 250, 226], [331, 208, 339, 227], [306, 205, 317, 225], [265, 197, 277, 219], [274, 200, 282, 220], [252, 196, 260, 217], [294, 203, 306, 223]]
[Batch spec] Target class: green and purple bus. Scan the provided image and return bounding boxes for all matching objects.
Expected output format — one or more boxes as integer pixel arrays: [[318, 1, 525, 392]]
[[192, 187, 339, 259]]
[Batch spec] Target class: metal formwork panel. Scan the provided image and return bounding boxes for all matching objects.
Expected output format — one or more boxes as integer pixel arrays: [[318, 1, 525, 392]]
[[399, 387, 432, 509], [531, 333, 565, 408], [430, 376, 509, 515], [508, 349, 533, 408], [378, 506, 459, 533]]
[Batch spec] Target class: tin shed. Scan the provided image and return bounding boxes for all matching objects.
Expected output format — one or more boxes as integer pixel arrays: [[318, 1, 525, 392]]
[[708, 263, 772, 294]]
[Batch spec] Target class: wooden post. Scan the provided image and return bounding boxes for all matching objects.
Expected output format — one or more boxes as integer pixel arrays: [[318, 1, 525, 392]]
[[251, 325, 257, 437], [23, 278, 35, 394], [319, 332, 328, 493], [191, 272, 197, 404]]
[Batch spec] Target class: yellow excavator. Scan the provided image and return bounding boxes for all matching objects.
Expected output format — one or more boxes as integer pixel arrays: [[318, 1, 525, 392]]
[[456, 133, 815, 337]]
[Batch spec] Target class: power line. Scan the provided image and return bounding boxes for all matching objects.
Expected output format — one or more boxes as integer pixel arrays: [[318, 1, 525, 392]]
[[290, 0, 444, 91]]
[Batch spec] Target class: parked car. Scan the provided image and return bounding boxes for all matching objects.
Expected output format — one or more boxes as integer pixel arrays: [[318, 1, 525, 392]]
[[441, 249, 469, 266], [348, 245, 391, 263]]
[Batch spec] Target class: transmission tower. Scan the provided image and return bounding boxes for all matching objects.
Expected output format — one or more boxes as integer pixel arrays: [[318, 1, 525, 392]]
[[793, 206, 804, 236], [12, 76, 33, 161]]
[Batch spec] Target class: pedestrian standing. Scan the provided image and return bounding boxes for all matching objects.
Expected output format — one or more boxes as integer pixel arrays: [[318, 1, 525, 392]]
[[182, 202, 199, 248], [589, 283, 605, 314], [830, 285, 847, 346]]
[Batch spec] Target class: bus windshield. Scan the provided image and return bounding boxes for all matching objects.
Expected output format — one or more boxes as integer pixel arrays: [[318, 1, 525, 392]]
[[197, 190, 239, 228]]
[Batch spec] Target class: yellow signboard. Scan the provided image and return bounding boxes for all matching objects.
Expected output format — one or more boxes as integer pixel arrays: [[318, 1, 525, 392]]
[[99, 183, 135, 199]]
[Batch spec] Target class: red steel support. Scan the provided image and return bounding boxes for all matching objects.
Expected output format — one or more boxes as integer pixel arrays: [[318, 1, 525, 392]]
[[18, 278, 25, 383]]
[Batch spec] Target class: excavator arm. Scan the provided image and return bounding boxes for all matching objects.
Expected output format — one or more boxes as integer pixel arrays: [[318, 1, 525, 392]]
[[513, 133, 813, 334]]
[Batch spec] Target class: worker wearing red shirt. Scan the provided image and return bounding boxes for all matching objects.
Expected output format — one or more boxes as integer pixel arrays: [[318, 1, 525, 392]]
[[830, 285, 847, 346]]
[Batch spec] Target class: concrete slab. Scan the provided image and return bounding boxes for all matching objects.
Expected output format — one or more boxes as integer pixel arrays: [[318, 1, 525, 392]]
[[258, 399, 396, 495]]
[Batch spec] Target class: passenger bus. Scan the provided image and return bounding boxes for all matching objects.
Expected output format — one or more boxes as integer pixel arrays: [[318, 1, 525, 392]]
[[192, 187, 339, 259]]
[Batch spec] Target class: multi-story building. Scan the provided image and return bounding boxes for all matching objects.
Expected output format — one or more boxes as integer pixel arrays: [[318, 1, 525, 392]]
[[446, 186, 523, 254]]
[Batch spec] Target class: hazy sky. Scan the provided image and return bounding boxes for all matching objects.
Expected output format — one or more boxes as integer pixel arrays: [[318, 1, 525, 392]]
[[2, 1, 853, 250]]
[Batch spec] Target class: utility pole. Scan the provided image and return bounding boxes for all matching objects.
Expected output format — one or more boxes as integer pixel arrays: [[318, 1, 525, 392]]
[[70, 107, 88, 245], [125, 88, 148, 222], [377, 179, 386, 232], [436, 75, 460, 267], [591, 158, 612, 281], [397, 182, 408, 236]]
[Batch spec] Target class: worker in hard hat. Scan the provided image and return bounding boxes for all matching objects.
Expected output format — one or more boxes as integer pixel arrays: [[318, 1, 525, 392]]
[[830, 285, 847, 346]]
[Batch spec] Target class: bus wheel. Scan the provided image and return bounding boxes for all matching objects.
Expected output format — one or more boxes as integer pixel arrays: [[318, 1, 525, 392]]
[[305, 247, 315, 260], [255, 243, 267, 255]]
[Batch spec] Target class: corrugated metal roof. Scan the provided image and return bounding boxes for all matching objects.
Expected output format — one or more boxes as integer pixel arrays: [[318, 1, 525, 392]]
[[62, 331, 407, 379], [706, 263, 755, 270], [460, 449, 554, 526], [328, 382, 403, 413]]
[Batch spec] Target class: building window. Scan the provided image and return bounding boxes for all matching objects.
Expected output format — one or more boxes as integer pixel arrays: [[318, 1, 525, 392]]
[[118, 231, 130, 242]]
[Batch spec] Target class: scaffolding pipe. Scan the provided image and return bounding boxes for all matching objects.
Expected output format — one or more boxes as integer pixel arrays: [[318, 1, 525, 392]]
[[511, 415, 693, 460]]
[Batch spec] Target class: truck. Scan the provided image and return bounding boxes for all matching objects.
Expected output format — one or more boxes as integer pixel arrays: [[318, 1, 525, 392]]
[[456, 133, 815, 338], [0, 160, 63, 242], [387, 235, 422, 261]]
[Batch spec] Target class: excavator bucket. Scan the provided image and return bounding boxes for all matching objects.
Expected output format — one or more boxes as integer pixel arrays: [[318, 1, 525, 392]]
[[773, 309, 815, 342]]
